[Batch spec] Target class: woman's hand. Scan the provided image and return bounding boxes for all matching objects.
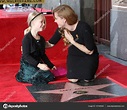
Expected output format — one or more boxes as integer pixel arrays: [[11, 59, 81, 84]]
[[64, 29, 75, 44], [45, 41, 54, 48], [37, 63, 50, 71]]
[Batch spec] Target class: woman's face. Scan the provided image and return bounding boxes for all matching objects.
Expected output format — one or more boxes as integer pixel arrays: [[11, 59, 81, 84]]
[[54, 12, 66, 28], [32, 15, 45, 32]]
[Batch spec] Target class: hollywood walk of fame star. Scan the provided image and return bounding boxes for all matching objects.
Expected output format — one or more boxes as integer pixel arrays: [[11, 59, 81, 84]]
[[27, 78, 127, 102], [34, 82, 119, 102]]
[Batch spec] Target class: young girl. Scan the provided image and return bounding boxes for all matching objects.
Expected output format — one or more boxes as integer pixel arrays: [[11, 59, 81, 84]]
[[15, 11, 55, 85]]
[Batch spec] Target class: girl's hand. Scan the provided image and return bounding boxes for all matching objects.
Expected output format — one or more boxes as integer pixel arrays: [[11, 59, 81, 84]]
[[37, 63, 50, 71], [52, 66, 57, 70]]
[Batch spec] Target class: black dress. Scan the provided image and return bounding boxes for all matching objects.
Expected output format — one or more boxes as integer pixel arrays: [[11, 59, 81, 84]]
[[16, 32, 55, 85], [49, 21, 99, 80]]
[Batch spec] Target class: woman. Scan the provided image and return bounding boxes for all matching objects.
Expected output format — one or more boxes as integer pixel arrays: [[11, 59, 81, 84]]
[[16, 11, 55, 85], [47, 4, 99, 83]]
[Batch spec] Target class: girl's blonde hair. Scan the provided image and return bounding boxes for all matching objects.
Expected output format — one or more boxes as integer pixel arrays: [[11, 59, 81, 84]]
[[24, 11, 46, 35], [53, 4, 78, 25]]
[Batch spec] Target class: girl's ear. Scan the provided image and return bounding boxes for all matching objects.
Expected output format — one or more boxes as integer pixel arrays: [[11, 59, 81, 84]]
[[31, 20, 36, 27]]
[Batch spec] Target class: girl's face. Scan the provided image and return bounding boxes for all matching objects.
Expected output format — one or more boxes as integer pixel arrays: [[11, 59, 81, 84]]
[[32, 15, 45, 32], [54, 12, 66, 28]]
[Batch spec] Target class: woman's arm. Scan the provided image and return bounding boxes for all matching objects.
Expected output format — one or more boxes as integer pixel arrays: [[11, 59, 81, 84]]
[[71, 41, 93, 55], [45, 29, 62, 48]]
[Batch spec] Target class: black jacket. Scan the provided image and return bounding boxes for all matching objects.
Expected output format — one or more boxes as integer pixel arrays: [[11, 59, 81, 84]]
[[21, 32, 54, 69]]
